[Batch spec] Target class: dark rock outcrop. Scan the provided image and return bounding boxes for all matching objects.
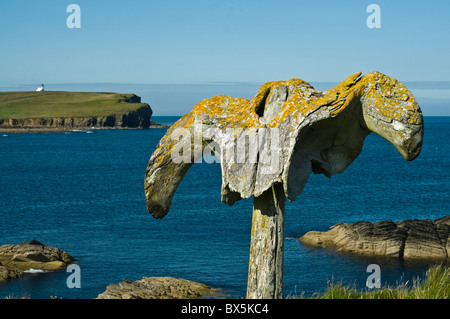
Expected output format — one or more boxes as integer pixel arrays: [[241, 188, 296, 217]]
[[299, 216, 450, 260], [96, 277, 218, 299]]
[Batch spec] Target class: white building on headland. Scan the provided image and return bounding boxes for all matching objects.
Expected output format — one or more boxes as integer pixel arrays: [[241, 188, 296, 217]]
[[35, 84, 44, 92]]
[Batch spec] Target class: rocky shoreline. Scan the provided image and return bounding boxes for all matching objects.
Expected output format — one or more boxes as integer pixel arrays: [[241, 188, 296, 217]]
[[4, 214, 448, 298], [0, 120, 169, 133], [0, 104, 150, 129], [299, 215, 450, 260], [0, 240, 219, 299], [0, 108, 172, 133]]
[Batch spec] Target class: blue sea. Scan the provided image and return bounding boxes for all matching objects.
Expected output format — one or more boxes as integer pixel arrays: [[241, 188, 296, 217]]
[[0, 83, 449, 299]]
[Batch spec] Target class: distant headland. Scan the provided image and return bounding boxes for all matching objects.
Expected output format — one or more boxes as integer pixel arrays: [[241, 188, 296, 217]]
[[0, 91, 169, 132]]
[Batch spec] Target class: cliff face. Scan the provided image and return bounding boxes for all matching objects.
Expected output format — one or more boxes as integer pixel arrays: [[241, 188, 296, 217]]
[[0, 95, 153, 129]]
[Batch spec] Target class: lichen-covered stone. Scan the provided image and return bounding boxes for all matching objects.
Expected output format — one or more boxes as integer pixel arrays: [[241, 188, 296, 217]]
[[144, 71, 423, 219]]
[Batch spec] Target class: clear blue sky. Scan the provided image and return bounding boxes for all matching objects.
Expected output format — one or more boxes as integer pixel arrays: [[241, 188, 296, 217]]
[[0, 0, 449, 85]]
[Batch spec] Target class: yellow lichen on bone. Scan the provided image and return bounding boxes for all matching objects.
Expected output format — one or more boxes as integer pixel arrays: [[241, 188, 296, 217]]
[[257, 72, 365, 128], [188, 95, 259, 129], [144, 71, 423, 219], [358, 72, 422, 125], [147, 71, 422, 176]]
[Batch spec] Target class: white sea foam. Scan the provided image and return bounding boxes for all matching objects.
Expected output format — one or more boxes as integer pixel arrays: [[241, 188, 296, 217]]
[[23, 269, 49, 273]]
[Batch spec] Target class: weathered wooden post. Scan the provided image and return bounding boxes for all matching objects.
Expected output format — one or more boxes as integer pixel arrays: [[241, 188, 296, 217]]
[[247, 183, 285, 299], [144, 71, 423, 299]]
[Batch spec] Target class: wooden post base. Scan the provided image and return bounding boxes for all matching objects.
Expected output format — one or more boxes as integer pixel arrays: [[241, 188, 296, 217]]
[[246, 183, 285, 299]]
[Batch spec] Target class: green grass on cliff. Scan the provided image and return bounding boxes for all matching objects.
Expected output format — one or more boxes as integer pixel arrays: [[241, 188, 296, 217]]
[[315, 264, 449, 299], [0, 91, 147, 120]]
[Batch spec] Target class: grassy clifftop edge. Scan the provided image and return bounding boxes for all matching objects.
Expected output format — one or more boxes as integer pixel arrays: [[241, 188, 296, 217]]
[[0, 91, 151, 119], [0, 91, 157, 129]]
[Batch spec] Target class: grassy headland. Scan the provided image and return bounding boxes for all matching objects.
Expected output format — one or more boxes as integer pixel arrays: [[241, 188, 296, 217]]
[[0, 91, 147, 119]]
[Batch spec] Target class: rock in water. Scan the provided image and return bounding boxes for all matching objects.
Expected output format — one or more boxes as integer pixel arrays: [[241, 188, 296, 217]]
[[96, 277, 219, 299], [0, 240, 75, 271], [299, 216, 450, 260]]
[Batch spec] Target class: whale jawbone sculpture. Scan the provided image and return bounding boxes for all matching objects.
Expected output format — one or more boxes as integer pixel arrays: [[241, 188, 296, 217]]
[[144, 71, 423, 298]]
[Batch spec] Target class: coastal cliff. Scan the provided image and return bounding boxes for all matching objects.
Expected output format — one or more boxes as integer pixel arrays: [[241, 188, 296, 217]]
[[0, 91, 155, 130], [0, 104, 152, 129]]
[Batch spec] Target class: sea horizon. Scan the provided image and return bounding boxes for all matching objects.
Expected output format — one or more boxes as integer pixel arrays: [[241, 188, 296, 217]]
[[1, 81, 449, 117]]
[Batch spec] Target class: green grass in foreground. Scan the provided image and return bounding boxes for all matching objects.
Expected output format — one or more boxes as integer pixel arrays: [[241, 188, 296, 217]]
[[0, 91, 147, 120], [314, 264, 449, 299]]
